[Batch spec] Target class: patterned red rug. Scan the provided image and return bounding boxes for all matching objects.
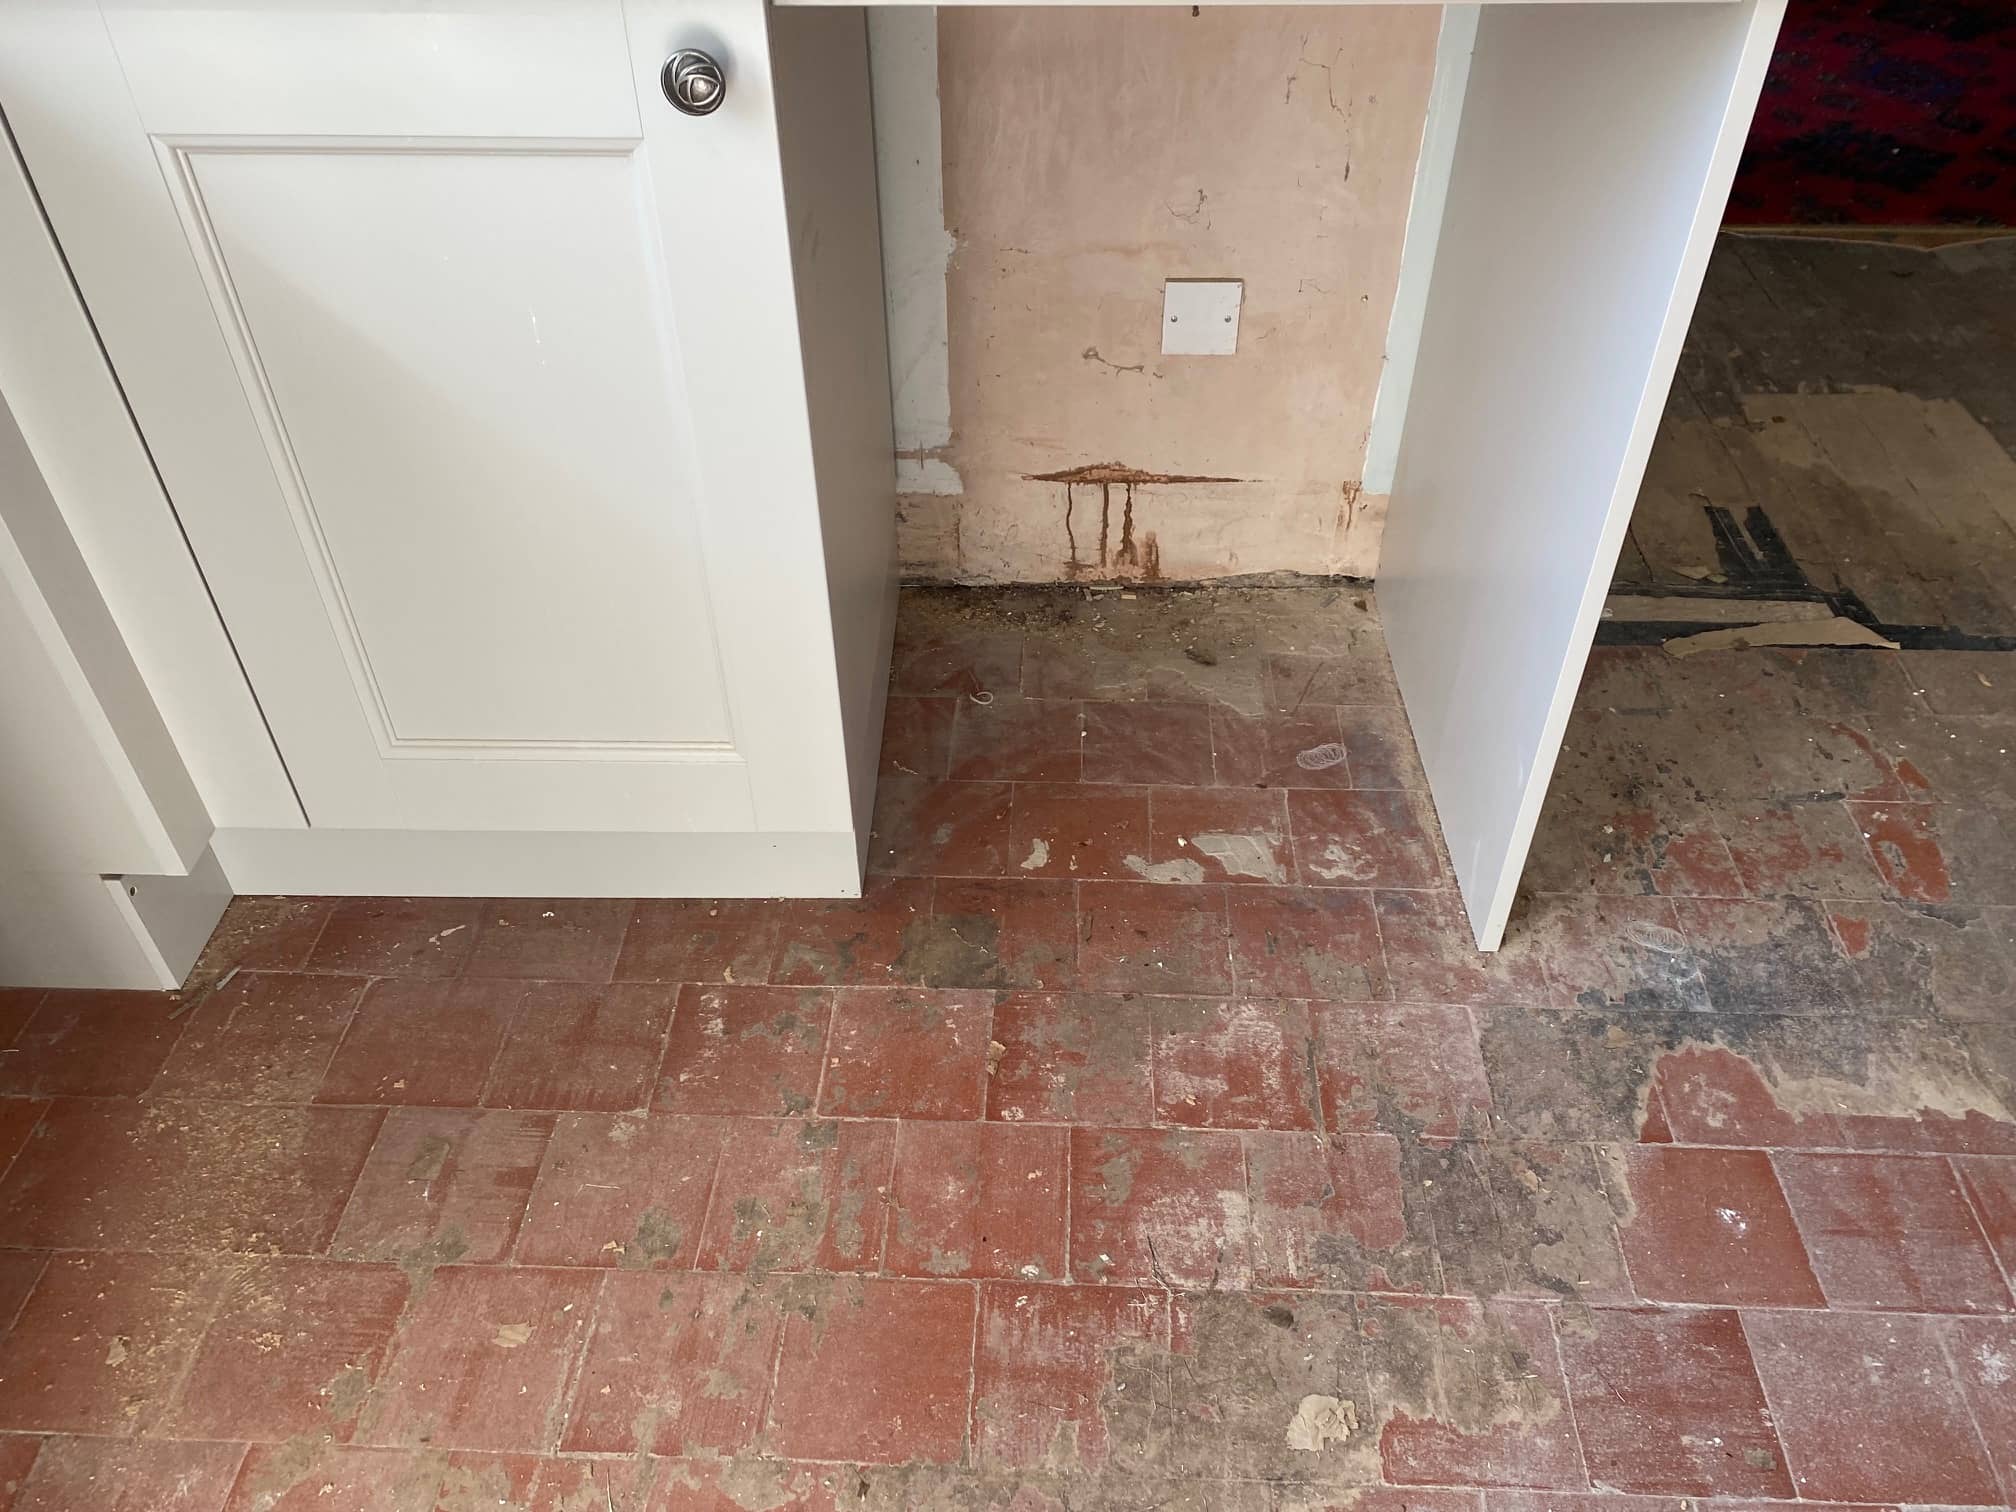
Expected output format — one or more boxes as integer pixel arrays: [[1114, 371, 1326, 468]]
[[1726, 0, 2016, 226]]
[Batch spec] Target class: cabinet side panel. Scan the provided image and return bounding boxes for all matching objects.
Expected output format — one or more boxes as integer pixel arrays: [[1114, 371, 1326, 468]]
[[1379, 0, 1784, 947], [769, 2, 900, 848], [0, 78, 298, 831]]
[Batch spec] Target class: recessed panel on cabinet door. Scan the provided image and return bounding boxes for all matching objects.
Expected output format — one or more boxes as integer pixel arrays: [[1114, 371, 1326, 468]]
[[169, 143, 730, 754]]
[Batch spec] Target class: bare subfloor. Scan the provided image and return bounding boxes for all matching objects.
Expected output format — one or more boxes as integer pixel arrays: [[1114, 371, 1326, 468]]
[[1621, 231, 2016, 643], [0, 575, 2012, 1509]]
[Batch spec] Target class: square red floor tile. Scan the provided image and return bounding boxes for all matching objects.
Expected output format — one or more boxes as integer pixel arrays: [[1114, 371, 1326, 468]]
[[1744, 1308, 2002, 1505], [763, 1276, 976, 1464], [1366, 1295, 1585, 1489], [160, 1257, 409, 1443], [1471, 1140, 1635, 1304], [9, 1437, 245, 1512], [612, 899, 783, 984], [1246, 1129, 1433, 1292], [484, 982, 673, 1112], [696, 1117, 893, 1275], [1289, 789, 1446, 888], [972, 1281, 1168, 1470], [891, 627, 1022, 697], [0, 991, 183, 1097], [0, 1097, 380, 1253], [1227, 885, 1388, 1001], [0, 1097, 48, 1177], [1955, 1154, 2016, 1275], [1524, 794, 1746, 900], [1266, 650, 1401, 709], [0, 1250, 46, 1331], [332, 1107, 552, 1266], [886, 1121, 1067, 1280], [315, 980, 519, 1107], [1083, 702, 1213, 786], [1279, 1489, 1483, 1512], [641, 1459, 847, 1511], [1848, 800, 1953, 902], [1142, 789, 1292, 886], [305, 897, 483, 977], [1483, 1494, 1680, 1512], [462, 899, 629, 981], [985, 991, 1153, 1126], [153, 972, 364, 1102], [360, 1264, 596, 1453], [1615, 1146, 1824, 1306], [0, 985, 41, 1040], [528, 1456, 662, 1512], [866, 778, 1014, 878], [1826, 897, 2016, 1025], [224, 1444, 534, 1512], [1314, 1002, 1492, 1140], [1835, 1078, 2016, 1158], [1007, 782, 1151, 881], [1719, 800, 1885, 899], [819, 987, 992, 1120], [1649, 1045, 1843, 1148], [1070, 1126, 1251, 1288], [1341, 706, 1431, 791], [1560, 1307, 1790, 1496], [517, 1113, 725, 1269], [0, 1252, 222, 1435], [1, 1436, 41, 1509], [1943, 1316, 2016, 1504], [1209, 707, 1350, 789], [1151, 997, 1318, 1130], [193, 896, 333, 976], [948, 696, 1082, 782], [656, 984, 828, 1117], [1376, 891, 1549, 1007], [1163, 1290, 1374, 1482], [1077, 882, 1231, 995], [880, 694, 955, 780], [1773, 1151, 2012, 1312], [769, 876, 931, 987], [925, 879, 1077, 989], [563, 1271, 783, 1455]]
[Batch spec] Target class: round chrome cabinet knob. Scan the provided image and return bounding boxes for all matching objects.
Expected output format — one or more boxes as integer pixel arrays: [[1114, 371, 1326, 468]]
[[662, 49, 726, 116]]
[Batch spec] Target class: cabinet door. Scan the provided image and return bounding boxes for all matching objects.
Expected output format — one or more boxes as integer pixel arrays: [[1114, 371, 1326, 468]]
[[0, 0, 857, 834]]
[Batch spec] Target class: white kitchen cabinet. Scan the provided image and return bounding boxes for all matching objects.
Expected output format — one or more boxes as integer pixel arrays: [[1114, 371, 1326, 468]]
[[2, 0, 1785, 978], [0, 0, 896, 899]]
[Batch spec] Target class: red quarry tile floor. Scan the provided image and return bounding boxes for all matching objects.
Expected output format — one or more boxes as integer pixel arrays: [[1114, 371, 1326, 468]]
[[3, 586, 2016, 1507]]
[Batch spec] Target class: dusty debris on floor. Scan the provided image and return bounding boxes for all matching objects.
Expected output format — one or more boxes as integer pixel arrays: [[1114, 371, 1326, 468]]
[[0, 572, 2012, 1510]]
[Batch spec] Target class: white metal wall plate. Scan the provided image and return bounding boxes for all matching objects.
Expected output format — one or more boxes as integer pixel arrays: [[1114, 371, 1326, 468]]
[[1161, 278, 1242, 355]]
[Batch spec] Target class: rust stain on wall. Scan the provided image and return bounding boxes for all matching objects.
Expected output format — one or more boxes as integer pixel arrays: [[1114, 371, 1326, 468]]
[[1030, 463, 1245, 580], [1025, 464, 1242, 485]]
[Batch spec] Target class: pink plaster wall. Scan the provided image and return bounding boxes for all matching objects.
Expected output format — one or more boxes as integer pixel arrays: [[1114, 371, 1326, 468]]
[[899, 6, 1439, 583]]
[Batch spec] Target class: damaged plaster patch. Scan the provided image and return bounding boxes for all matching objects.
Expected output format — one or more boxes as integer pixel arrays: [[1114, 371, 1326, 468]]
[[1309, 841, 1377, 882], [1020, 838, 1051, 871], [1191, 832, 1287, 883], [1123, 854, 1208, 885], [1285, 1393, 1358, 1452]]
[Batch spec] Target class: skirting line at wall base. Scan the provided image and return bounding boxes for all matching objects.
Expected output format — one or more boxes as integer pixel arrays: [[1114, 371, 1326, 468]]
[[211, 828, 867, 899]]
